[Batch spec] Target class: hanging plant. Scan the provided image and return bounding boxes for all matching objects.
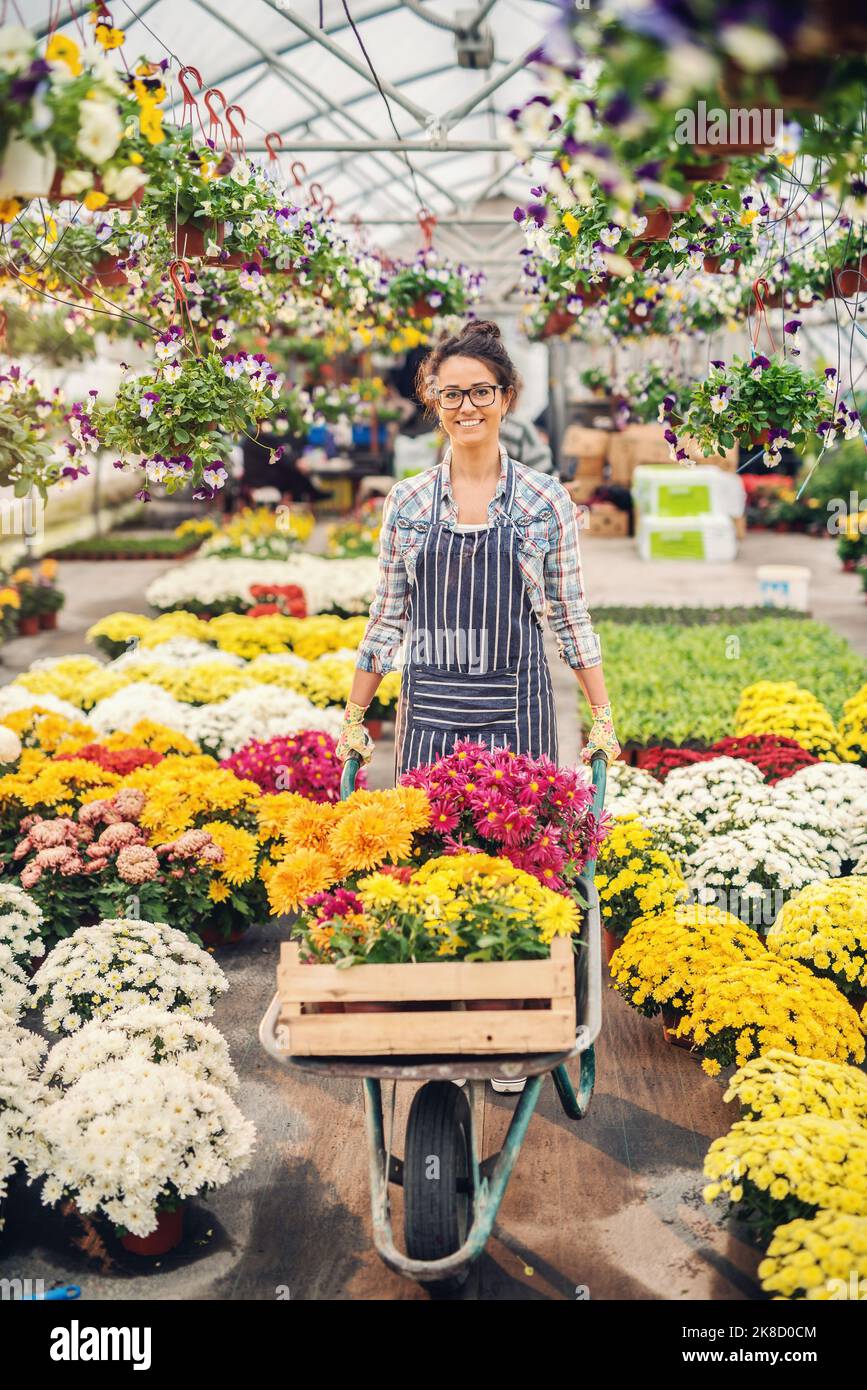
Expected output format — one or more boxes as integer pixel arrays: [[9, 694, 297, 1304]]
[[0, 365, 70, 498], [669, 356, 861, 465], [64, 336, 282, 501], [0, 18, 168, 218], [386, 248, 482, 319]]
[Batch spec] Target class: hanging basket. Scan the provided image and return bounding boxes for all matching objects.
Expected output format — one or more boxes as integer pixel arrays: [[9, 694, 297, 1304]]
[[408, 296, 436, 320], [47, 170, 144, 210], [172, 220, 225, 260], [703, 254, 741, 275], [831, 255, 867, 300], [691, 139, 773, 156], [540, 308, 576, 339], [632, 207, 673, 243], [90, 255, 127, 287], [677, 159, 729, 182]]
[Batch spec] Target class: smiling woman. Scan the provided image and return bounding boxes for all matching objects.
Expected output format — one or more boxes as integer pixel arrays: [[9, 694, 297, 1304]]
[[334, 319, 620, 784]]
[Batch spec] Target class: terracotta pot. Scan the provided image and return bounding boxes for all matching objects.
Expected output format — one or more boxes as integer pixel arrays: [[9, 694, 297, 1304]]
[[633, 207, 674, 243], [17, 614, 39, 637], [692, 139, 772, 156], [172, 220, 225, 259], [678, 159, 729, 182], [466, 999, 524, 1011], [750, 429, 770, 446], [541, 308, 576, 339], [91, 254, 127, 288], [121, 1204, 184, 1257], [344, 1001, 396, 1013], [602, 927, 620, 966], [364, 719, 383, 741], [703, 255, 741, 275], [197, 921, 249, 947], [832, 256, 867, 300], [843, 559, 858, 572], [763, 289, 785, 308], [625, 249, 648, 270], [38, 611, 58, 630], [408, 296, 436, 320], [48, 170, 144, 209]]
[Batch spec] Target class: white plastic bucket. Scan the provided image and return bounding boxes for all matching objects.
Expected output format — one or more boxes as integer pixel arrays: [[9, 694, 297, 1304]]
[[756, 565, 811, 610]]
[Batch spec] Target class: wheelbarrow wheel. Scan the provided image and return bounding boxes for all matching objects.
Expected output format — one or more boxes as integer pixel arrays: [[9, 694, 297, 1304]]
[[404, 1080, 473, 1297]]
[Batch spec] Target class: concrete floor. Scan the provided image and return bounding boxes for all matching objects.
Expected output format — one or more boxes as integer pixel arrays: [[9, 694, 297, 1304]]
[[0, 530, 861, 1300]]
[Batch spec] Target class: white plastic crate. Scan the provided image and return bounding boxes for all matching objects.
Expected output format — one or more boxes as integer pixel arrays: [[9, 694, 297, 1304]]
[[637, 513, 738, 562], [632, 465, 745, 520]]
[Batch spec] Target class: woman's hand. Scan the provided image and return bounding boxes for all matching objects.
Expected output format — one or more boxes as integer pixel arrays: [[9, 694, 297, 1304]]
[[336, 700, 375, 765], [582, 701, 621, 765]]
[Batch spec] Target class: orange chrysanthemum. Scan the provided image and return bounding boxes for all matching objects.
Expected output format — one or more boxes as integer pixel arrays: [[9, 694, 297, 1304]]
[[265, 848, 336, 914]]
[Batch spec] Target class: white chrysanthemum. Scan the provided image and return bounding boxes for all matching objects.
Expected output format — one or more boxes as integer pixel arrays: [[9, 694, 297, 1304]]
[[664, 757, 765, 827], [783, 764, 867, 862], [42, 1005, 238, 1093], [0, 943, 32, 1025], [87, 682, 192, 736], [109, 639, 245, 671], [0, 884, 45, 969], [687, 824, 838, 925], [144, 556, 379, 617], [185, 686, 342, 759], [31, 1058, 255, 1236], [32, 920, 229, 1034], [0, 1022, 48, 1217], [0, 685, 81, 721]]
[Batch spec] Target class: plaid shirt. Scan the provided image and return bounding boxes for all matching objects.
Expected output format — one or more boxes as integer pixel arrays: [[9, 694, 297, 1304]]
[[356, 445, 602, 675]]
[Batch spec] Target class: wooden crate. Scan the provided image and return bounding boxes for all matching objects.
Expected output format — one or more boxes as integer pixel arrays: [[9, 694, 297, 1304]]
[[276, 936, 576, 1056]]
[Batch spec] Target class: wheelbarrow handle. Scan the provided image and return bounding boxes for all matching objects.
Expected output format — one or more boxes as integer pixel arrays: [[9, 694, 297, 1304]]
[[340, 754, 361, 802]]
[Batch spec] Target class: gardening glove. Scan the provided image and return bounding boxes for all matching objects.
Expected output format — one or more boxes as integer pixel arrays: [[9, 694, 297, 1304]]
[[336, 700, 375, 765], [582, 701, 621, 765]]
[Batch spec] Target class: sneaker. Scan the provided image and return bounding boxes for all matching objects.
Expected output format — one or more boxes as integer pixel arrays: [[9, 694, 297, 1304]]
[[490, 1077, 527, 1094]]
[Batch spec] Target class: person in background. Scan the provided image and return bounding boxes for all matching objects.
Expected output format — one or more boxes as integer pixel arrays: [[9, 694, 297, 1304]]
[[498, 411, 555, 474]]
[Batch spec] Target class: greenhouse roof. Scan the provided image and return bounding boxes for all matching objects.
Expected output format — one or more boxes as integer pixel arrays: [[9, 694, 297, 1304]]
[[34, 0, 555, 242]]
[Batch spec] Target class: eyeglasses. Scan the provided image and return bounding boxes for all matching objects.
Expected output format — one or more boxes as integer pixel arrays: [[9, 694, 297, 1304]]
[[434, 384, 505, 410]]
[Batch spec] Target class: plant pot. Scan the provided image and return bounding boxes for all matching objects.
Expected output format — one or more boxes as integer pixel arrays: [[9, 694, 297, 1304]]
[[660, 1004, 694, 1049], [172, 220, 225, 260], [677, 159, 729, 182], [843, 558, 858, 572], [17, 614, 39, 637], [38, 611, 58, 630], [540, 308, 576, 339], [364, 719, 383, 741], [120, 1204, 184, 1257], [703, 255, 741, 275], [602, 927, 620, 966], [408, 296, 436, 320], [91, 254, 127, 288], [691, 139, 772, 156], [197, 920, 249, 947], [749, 429, 770, 447], [466, 999, 524, 1011], [344, 1002, 397, 1013], [633, 207, 674, 243], [625, 250, 648, 270], [0, 138, 56, 199], [832, 255, 867, 300]]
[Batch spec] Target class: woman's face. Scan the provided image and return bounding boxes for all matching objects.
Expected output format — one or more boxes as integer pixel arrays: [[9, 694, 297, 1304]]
[[433, 355, 512, 453]]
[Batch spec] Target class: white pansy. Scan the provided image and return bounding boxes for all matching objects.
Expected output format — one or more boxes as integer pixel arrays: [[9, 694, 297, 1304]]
[[101, 164, 147, 202], [0, 24, 32, 73], [75, 95, 123, 165]]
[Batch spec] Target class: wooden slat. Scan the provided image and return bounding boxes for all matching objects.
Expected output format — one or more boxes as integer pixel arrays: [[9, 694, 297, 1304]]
[[277, 1003, 576, 1056], [278, 935, 574, 1003]]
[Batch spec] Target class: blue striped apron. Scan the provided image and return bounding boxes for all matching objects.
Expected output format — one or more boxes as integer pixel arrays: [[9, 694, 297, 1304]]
[[395, 458, 558, 778]]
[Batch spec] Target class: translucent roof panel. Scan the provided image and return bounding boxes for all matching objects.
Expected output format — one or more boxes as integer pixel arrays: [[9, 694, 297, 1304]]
[[30, 0, 555, 235]]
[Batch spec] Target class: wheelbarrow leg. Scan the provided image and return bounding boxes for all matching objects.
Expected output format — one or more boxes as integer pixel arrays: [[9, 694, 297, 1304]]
[[552, 1045, 595, 1120]]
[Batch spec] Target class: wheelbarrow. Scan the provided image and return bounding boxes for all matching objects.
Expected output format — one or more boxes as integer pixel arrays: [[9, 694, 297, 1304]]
[[259, 751, 607, 1296]]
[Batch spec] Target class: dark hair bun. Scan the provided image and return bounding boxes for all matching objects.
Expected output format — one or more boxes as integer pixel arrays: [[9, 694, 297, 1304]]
[[459, 319, 502, 341]]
